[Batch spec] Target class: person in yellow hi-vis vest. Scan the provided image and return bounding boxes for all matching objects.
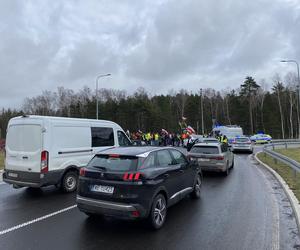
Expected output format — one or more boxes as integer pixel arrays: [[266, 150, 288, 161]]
[[154, 133, 159, 146], [222, 135, 228, 144], [146, 132, 151, 145]]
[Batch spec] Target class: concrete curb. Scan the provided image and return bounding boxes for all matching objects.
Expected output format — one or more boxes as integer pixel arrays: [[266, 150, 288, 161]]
[[254, 152, 300, 232], [0, 169, 3, 183]]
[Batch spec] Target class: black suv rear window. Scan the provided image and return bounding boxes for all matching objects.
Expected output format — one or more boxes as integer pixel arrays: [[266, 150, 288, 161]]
[[190, 146, 219, 154], [88, 154, 141, 172]]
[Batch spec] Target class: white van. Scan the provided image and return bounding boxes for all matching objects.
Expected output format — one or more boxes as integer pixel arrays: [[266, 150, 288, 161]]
[[212, 125, 243, 145], [3, 115, 131, 192]]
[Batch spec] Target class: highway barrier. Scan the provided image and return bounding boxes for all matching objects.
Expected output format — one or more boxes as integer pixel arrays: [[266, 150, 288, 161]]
[[263, 139, 300, 173]]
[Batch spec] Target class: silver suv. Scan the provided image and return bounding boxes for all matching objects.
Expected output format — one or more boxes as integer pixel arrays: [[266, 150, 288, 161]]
[[187, 142, 234, 176]]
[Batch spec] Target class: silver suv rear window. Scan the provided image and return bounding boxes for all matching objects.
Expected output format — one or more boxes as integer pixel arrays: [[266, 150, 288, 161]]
[[190, 146, 219, 154], [236, 138, 250, 142]]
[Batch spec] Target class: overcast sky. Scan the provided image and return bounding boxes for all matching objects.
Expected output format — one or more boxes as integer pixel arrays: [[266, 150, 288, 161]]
[[0, 0, 300, 109]]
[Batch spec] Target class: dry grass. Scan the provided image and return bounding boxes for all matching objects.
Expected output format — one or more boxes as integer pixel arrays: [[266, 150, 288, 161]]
[[275, 147, 300, 163], [257, 152, 300, 201]]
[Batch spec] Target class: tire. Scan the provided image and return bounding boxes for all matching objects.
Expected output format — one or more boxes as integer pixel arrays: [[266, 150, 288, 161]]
[[85, 212, 95, 217], [148, 194, 167, 230], [223, 163, 229, 176], [61, 170, 78, 193], [84, 212, 103, 219], [191, 175, 201, 199], [231, 159, 234, 169]]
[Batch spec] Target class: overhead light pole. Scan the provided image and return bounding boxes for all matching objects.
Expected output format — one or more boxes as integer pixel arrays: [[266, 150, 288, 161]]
[[280, 60, 300, 138], [200, 88, 204, 134], [96, 73, 111, 120]]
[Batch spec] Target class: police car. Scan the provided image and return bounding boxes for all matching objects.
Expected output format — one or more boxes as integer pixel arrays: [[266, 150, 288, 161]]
[[250, 134, 272, 144]]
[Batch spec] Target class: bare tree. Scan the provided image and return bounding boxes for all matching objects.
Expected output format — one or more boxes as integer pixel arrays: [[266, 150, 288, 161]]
[[175, 89, 188, 118], [256, 79, 268, 132], [221, 89, 231, 125], [204, 88, 217, 122], [57, 87, 74, 117], [272, 74, 285, 139], [285, 72, 298, 138]]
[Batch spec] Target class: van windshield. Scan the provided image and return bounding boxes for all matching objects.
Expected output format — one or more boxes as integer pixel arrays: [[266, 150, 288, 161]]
[[6, 124, 41, 152], [88, 154, 142, 172]]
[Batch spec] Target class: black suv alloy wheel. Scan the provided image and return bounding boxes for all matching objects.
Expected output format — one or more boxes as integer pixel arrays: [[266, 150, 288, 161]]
[[191, 175, 201, 199], [149, 194, 167, 230]]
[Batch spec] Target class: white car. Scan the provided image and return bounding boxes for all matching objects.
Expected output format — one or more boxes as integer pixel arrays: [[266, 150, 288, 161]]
[[3, 115, 131, 192], [250, 134, 272, 144], [231, 137, 253, 153], [188, 142, 234, 176]]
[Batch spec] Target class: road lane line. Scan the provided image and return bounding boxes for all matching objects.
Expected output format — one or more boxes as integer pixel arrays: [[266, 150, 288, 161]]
[[0, 204, 77, 236]]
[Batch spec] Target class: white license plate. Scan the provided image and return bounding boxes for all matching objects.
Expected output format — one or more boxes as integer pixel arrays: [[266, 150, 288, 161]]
[[198, 158, 210, 162], [91, 185, 114, 194], [8, 172, 18, 178]]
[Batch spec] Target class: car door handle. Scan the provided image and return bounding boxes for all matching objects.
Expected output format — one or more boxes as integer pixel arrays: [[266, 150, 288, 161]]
[[179, 169, 184, 173], [22, 156, 28, 159], [164, 174, 169, 178]]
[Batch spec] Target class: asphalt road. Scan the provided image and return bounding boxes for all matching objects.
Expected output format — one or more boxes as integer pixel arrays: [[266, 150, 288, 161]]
[[0, 147, 300, 250]]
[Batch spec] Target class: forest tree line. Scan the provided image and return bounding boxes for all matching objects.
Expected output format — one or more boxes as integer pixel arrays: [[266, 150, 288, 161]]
[[0, 73, 299, 139]]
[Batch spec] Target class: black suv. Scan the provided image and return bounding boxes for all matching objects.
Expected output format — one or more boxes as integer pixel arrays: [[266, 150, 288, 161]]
[[77, 146, 202, 229]]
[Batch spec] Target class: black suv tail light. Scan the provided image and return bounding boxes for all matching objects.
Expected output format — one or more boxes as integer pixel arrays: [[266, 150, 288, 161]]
[[123, 172, 142, 181]]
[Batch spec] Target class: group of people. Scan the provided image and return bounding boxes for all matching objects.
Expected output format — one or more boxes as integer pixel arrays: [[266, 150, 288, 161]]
[[128, 130, 183, 147], [215, 133, 228, 144]]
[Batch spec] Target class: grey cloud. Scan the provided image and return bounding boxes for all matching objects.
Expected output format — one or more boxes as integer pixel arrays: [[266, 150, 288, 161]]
[[0, 0, 299, 108]]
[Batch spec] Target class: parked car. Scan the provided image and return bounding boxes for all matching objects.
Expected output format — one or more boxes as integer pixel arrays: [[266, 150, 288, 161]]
[[250, 134, 272, 144], [77, 146, 202, 229], [187, 137, 220, 152], [231, 137, 253, 153], [3, 115, 131, 192], [187, 142, 234, 176], [202, 138, 219, 144]]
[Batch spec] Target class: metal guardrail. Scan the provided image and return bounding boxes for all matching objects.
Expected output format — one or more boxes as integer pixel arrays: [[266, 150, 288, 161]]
[[263, 140, 300, 172]]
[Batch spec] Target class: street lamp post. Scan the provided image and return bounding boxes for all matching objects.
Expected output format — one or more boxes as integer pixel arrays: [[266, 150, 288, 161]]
[[280, 60, 300, 138], [200, 88, 204, 134], [96, 73, 111, 120]]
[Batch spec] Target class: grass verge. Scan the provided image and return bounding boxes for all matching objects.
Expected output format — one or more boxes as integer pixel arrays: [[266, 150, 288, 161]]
[[275, 147, 300, 163], [257, 152, 300, 201], [0, 151, 4, 170]]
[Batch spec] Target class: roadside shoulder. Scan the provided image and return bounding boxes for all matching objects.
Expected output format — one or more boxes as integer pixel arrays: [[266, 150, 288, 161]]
[[255, 152, 300, 231]]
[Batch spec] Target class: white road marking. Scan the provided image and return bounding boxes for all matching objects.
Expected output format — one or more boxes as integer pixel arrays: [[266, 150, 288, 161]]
[[0, 204, 77, 236]]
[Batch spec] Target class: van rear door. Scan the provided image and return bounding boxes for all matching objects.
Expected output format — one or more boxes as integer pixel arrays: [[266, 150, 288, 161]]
[[6, 124, 42, 173]]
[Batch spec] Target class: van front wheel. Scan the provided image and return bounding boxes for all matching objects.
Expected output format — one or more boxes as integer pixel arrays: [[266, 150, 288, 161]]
[[61, 170, 78, 193]]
